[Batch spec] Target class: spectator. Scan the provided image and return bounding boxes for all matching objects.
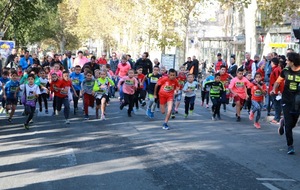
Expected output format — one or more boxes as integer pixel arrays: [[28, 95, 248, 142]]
[[134, 52, 153, 75]]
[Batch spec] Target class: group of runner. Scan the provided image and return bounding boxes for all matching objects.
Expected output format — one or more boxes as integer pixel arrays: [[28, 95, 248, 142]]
[[0, 49, 299, 155]]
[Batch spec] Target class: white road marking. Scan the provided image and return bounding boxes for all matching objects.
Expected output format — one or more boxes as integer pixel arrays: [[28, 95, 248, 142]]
[[61, 148, 77, 167], [256, 178, 296, 182], [261, 183, 281, 190]]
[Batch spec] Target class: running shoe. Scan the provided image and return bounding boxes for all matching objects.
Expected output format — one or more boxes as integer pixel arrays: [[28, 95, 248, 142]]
[[39, 107, 42, 112], [150, 112, 154, 118], [8, 118, 12, 123], [270, 119, 279, 125], [189, 110, 193, 115], [141, 101, 146, 107], [120, 103, 124, 110], [217, 115, 221, 120], [171, 113, 175, 119], [146, 108, 151, 118], [84, 115, 89, 120], [236, 116, 241, 122], [184, 114, 188, 118], [65, 119, 70, 124], [249, 111, 254, 121], [128, 112, 132, 117], [162, 123, 169, 130], [45, 109, 48, 114], [206, 104, 209, 108], [212, 115, 216, 121], [278, 118, 284, 135], [100, 114, 106, 120], [24, 123, 29, 130], [254, 122, 261, 129], [287, 146, 295, 155]]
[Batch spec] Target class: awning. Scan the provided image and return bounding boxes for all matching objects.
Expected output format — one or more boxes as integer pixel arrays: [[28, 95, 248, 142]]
[[269, 43, 288, 48]]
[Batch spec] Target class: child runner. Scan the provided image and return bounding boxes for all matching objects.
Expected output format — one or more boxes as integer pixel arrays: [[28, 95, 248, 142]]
[[154, 69, 180, 130], [204, 73, 224, 120], [146, 66, 162, 118], [173, 66, 187, 115], [38, 69, 49, 113], [3, 71, 20, 122], [93, 70, 115, 120], [115, 55, 131, 102], [244, 72, 253, 114], [201, 71, 214, 108], [81, 70, 95, 120], [19, 74, 41, 129], [0, 71, 10, 113], [222, 79, 231, 112], [70, 65, 84, 115], [119, 69, 138, 117], [134, 67, 147, 112], [51, 71, 75, 124], [248, 73, 267, 129], [182, 74, 198, 118], [229, 68, 249, 122], [49, 63, 63, 82]]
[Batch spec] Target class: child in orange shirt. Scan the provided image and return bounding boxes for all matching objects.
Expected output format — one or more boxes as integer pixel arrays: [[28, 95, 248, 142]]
[[248, 73, 267, 129], [154, 69, 180, 130]]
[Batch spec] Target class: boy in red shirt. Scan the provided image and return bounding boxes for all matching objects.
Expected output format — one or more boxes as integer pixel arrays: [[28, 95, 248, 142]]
[[248, 73, 267, 129], [173, 66, 187, 116], [134, 67, 146, 111], [51, 71, 76, 124], [154, 69, 180, 130]]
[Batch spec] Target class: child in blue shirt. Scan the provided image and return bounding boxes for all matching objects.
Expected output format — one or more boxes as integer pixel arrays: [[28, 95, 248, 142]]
[[70, 65, 84, 114]]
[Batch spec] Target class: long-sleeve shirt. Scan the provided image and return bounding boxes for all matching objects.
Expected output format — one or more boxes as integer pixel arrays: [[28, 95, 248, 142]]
[[204, 81, 224, 98], [93, 77, 115, 96], [81, 79, 95, 95], [183, 81, 198, 97]]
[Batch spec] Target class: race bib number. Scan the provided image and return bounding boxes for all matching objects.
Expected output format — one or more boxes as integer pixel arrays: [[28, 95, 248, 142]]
[[27, 95, 35, 101], [235, 82, 244, 88], [125, 80, 134, 86], [10, 86, 18, 92], [163, 85, 174, 92], [72, 79, 79, 85], [254, 90, 262, 97], [85, 81, 93, 87], [150, 77, 158, 83]]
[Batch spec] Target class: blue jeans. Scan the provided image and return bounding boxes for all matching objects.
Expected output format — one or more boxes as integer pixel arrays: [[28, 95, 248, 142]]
[[251, 100, 263, 123]]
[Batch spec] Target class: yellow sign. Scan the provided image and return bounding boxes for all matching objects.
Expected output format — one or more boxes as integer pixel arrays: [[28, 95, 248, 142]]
[[269, 43, 288, 48]]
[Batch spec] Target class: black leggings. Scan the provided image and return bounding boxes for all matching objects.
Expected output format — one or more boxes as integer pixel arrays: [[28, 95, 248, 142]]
[[25, 105, 35, 124], [282, 104, 300, 146], [38, 93, 48, 110], [211, 97, 221, 116], [73, 90, 80, 109], [184, 96, 195, 114], [123, 93, 134, 113], [201, 91, 209, 104]]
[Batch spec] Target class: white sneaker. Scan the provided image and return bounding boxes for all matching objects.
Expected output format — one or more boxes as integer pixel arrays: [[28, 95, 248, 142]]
[[100, 114, 106, 120], [65, 119, 70, 124]]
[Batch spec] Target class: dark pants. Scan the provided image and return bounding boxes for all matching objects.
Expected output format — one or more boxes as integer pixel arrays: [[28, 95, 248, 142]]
[[25, 105, 35, 124], [201, 91, 209, 104], [211, 97, 221, 117], [73, 90, 80, 109], [271, 94, 282, 122], [56, 96, 70, 119], [134, 89, 146, 108], [267, 94, 274, 115], [122, 93, 134, 114], [38, 93, 48, 110], [184, 96, 196, 114], [53, 96, 57, 112], [282, 103, 300, 146]]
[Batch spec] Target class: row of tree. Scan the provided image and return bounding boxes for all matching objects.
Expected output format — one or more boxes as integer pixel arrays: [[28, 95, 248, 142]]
[[0, 0, 299, 55]]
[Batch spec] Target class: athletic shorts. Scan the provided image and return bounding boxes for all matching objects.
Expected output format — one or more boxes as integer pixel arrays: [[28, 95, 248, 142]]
[[6, 98, 18, 105], [234, 96, 245, 106], [159, 94, 173, 105], [96, 94, 109, 105]]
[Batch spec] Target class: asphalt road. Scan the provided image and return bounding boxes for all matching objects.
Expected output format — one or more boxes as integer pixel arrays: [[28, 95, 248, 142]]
[[0, 94, 300, 190]]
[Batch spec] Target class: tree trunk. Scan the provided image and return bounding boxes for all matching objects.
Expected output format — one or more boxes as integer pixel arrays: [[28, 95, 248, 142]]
[[59, 35, 66, 54], [244, 0, 257, 57]]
